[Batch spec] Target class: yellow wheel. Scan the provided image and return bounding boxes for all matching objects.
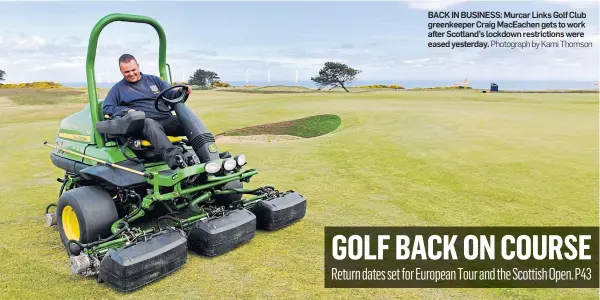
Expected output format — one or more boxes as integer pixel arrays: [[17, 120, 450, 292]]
[[57, 186, 118, 256], [61, 205, 80, 241]]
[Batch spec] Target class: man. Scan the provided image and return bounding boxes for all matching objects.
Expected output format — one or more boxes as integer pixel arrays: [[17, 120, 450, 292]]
[[102, 54, 191, 169]]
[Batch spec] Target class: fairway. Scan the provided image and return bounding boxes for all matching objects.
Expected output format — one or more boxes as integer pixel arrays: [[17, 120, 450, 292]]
[[0, 89, 597, 299]]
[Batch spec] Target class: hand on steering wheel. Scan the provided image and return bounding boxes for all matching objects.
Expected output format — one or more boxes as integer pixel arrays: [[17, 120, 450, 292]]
[[154, 85, 190, 112]]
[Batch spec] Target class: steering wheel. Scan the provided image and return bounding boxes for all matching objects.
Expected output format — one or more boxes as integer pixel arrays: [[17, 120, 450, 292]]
[[154, 85, 189, 112]]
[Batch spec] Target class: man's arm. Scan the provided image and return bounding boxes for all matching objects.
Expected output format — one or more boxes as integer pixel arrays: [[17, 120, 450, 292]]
[[154, 76, 191, 98], [102, 87, 130, 118]]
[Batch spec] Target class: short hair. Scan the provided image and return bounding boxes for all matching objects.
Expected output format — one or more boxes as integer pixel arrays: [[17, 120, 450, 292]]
[[119, 54, 137, 65]]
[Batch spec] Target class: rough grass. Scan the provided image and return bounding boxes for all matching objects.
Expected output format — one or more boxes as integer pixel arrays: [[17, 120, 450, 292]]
[[0, 88, 108, 105], [254, 85, 314, 91], [0, 88, 597, 299], [217, 85, 323, 94], [498, 90, 599, 93], [217, 114, 342, 138]]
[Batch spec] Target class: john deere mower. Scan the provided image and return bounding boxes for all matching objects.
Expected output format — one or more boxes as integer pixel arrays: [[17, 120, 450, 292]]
[[43, 13, 306, 292]]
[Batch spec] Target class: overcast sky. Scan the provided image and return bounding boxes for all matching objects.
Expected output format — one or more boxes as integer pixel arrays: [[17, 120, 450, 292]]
[[0, 0, 598, 83]]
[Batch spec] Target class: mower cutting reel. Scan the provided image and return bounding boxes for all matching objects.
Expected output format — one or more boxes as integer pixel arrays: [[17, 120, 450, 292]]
[[44, 13, 307, 292]]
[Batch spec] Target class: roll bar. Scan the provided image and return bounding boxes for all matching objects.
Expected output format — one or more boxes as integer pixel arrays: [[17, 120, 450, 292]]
[[86, 13, 168, 147]]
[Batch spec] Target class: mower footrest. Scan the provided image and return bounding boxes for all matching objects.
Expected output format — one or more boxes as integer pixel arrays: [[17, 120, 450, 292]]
[[249, 191, 307, 231], [98, 229, 188, 292], [188, 208, 256, 257]]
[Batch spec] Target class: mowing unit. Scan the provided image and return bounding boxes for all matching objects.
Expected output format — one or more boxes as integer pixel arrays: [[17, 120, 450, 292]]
[[43, 13, 306, 292]]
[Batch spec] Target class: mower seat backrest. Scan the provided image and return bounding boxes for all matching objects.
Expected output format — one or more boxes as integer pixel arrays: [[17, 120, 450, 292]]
[[96, 111, 146, 136]]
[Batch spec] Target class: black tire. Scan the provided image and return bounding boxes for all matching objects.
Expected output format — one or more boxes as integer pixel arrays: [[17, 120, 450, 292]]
[[56, 185, 118, 255]]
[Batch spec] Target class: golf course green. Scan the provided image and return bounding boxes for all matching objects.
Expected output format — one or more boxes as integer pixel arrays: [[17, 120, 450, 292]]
[[0, 88, 597, 299]]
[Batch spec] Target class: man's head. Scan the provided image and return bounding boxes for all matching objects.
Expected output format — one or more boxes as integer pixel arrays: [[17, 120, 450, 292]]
[[119, 54, 141, 83]]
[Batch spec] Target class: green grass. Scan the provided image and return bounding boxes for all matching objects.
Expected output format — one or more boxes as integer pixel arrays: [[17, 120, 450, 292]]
[[217, 85, 324, 94], [218, 114, 342, 138], [254, 85, 314, 91], [0, 88, 597, 299], [216, 84, 364, 94], [0, 88, 108, 105]]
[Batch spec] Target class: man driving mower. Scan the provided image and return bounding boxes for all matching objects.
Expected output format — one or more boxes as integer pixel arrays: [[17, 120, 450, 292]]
[[102, 54, 192, 169]]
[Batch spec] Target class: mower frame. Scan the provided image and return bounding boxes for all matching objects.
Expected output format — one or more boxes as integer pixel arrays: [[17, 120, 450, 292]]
[[45, 13, 306, 286]]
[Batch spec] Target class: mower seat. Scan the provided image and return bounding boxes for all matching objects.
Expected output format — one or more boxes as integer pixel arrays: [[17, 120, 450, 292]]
[[98, 112, 185, 148], [96, 111, 146, 136]]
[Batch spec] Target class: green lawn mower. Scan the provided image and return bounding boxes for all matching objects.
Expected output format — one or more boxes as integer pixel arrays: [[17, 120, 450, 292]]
[[43, 13, 306, 292]]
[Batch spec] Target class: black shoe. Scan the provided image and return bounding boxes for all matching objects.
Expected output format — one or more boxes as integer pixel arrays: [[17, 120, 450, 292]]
[[183, 151, 200, 166], [175, 155, 188, 169], [164, 148, 187, 170], [166, 154, 187, 170]]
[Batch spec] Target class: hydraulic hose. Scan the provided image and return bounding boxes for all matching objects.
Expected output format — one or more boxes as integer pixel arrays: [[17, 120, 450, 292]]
[[68, 221, 129, 256], [68, 192, 144, 256]]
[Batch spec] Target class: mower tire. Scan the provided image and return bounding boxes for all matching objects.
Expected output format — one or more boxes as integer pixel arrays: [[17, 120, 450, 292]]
[[56, 185, 118, 255]]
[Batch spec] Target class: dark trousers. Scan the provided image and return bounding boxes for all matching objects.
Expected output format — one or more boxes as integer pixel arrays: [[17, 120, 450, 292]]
[[140, 115, 185, 159]]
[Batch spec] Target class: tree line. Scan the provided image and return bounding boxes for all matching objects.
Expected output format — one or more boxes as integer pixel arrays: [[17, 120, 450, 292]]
[[0, 61, 362, 92], [187, 61, 361, 92]]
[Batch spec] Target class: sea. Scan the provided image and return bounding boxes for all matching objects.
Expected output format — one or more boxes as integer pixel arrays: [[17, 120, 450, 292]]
[[60, 80, 599, 91]]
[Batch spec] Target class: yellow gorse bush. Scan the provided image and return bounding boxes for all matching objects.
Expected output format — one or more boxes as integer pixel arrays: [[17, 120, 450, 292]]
[[0, 81, 64, 89], [212, 81, 232, 88]]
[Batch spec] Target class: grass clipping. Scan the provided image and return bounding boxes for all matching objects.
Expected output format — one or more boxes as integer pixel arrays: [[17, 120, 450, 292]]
[[216, 114, 341, 142]]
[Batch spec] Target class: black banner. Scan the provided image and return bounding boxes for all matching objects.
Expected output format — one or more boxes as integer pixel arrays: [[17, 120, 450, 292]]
[[324, 227, 599, 288]]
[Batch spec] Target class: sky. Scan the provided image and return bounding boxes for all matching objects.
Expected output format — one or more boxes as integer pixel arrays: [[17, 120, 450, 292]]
[[0, 0, 598, 84]]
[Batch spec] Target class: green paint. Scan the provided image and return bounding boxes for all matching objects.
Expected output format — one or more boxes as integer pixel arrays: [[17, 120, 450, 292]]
[[81, 145, 129, 165], [53, 138, 89, 163], [189, 192, 212, 210], [57, 104, 94, 144], [166, 63, 173, 84], [141, 195, 154, 211], [111, 208, 146, 234], [147, 163, 211, 187], [148, 169, 259, 202]]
